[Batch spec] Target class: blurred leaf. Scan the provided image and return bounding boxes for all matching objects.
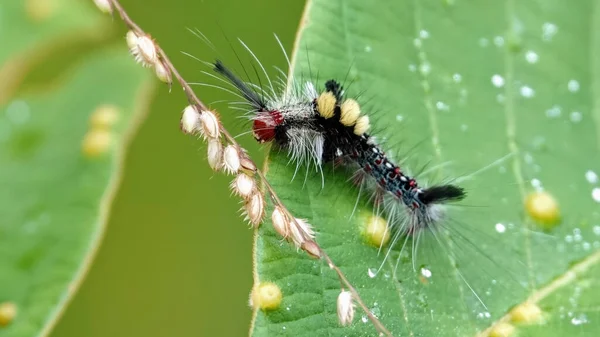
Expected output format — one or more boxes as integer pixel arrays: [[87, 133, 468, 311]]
[[0, 0, 103, 104], [252, 0, 600, 336], [0, 50, 151, 336], [0, 2, 152, 336]]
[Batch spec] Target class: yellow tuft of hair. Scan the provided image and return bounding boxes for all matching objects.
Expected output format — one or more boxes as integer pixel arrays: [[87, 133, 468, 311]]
[[340, 99, 361, 126], [317, 92, 336, 119], [353, 115, 370, 135]]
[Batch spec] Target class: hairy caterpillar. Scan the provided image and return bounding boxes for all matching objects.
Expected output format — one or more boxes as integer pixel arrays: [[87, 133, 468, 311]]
[[192, 37, 526, 325], [213, 59, 465, 245]]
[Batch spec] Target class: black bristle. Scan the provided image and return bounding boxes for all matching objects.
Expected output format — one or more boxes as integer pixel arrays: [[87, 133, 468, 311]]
[[324, 79, 344, 102], [213, 60, 266, 109], [420, 185, 466, 205]]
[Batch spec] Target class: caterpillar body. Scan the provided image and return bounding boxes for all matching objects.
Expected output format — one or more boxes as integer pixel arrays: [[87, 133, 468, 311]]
[[214, 60, 465, 238]]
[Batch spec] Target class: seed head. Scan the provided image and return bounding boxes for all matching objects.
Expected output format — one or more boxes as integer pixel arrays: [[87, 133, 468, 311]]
[[154, 60, 172, 85], [93, 0, 113, 14], [337, 291, 355, 326], [231, 173, 256, 199], [199, 110, 220, 139], [240, 157, 257, 174], [302, 240, 321, 259], [223, 145, 241, 174], [180, 105, 201, 135], [245, 191, 265, 227], [271, 207, 289, 239], [130, 34, 158, 67], [289, 218, 315, 247], [206, 138, 224, 171], [126, 31, 138, 50]]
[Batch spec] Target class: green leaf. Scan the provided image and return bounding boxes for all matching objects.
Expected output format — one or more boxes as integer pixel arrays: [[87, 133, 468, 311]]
[[0, 2, 152, 336], [0, 0, 103, 104], [252, 0, 600, 336]]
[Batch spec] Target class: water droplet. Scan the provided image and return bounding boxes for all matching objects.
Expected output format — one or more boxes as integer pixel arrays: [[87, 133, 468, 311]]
[[419, 30, 430, 39], [452, 73, 462, 83], [571, 314, 588, 325], [583, 242, 591, 250], [396, 114, 404, 122], [364, 45, 372, 52], [420, 267, 432, 278], [592, 188, 600, 203], [435, 101, 450, 112], [542, 22, 558, 41], [368, 268, 377, 278], [491, 74, 505, 87], [525, 50, 539, 64], [478, 37, 489, 47], [413, 38, 422, 48], [524, 153, 534, 164], [545, 105, 562, 118], [361, 315, 368, 323], [408, 64, 417, 72], [495, 223, 506, 233], [531, 178, 542, 190], [493, 36, 505, 47], [568, 79, 580, 92], [593, 225, 600, 235], [6, 100, 31, 125], [585, 170, 598, 184], [419, 62, 431, 76], [520, 86, 535, 98], [570, 111, 583, 123]]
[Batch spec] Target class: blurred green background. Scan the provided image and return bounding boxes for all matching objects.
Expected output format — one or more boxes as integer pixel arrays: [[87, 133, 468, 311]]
[[46, 0, 304, 336]]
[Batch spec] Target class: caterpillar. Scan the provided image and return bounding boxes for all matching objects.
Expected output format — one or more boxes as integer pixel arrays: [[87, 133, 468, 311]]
[[213, 59, 466, 242]]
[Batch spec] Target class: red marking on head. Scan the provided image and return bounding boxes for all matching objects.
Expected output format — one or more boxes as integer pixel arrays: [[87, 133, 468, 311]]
[[253, 110, 283, 143]]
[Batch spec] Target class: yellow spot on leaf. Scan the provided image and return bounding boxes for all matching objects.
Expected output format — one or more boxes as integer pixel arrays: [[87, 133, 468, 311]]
[[90, 104, 120, 129], [0, 302, 17, 327], [361, 214, 390, 248], [525, 191, 560, 229], [26, 0, 58, 22], [510, 301, 543, 324], [488, 322, 515, 337], [82, 129, 112, 158], [250, 282, 282, 311]]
